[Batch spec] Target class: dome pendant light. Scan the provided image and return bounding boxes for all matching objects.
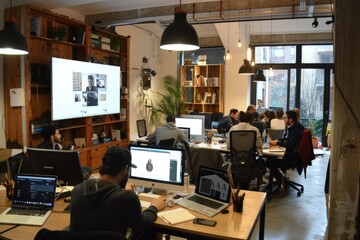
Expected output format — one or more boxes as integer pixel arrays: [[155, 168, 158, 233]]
[[0, 0, 28, 55], [238, 59, 255, 75], [160, 5, 199, 51], [253, 69, 266, 82]]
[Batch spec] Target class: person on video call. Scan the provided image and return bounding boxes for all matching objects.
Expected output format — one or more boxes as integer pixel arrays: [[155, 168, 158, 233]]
[[70, 146, 167, 240], [86, 74, 98, 106]]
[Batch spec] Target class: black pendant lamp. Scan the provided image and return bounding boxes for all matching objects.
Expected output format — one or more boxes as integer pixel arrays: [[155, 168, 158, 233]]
[[0, 0, 29, 55], [160, 7, 199, 51], [238, 59, 255, 75], [253, 69, 266, 82]]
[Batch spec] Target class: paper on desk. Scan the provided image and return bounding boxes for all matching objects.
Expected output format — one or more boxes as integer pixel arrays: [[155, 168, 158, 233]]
[[158, 208, 195, 225], [140, 200, 151, 208]]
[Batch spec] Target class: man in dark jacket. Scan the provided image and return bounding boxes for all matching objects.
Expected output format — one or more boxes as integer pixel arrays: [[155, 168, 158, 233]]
[[37, 125, 63, 150], [267, 110, 305, 189], [217, 108, 239, 133], [70, 146, 167, 239]]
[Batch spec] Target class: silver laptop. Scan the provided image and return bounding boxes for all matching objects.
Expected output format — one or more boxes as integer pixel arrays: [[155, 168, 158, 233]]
[[0, 174, 57, 226], [176, 166, 231, 217]]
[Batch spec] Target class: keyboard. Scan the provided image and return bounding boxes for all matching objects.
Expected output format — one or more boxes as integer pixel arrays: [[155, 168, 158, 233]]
[[7, 208, 48, 216], [188, 195, 223, 209]]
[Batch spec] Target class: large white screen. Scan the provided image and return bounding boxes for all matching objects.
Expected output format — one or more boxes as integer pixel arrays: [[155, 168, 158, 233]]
[[52, 57, 121, 121]]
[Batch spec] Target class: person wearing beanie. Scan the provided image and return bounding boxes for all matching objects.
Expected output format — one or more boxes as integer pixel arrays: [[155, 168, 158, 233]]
[[70, 146, 167, 239]]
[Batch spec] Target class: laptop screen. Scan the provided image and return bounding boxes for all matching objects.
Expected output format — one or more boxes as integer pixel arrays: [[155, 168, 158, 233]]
[[12, 174, 57, 209], [195, 166, 231, 203]]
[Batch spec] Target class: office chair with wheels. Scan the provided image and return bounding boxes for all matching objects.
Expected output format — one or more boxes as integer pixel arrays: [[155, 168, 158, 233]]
[[277, 129, 315, 197], [230, 130, 266, 190], [35, 228, 126, 240], [158, 138, 176, 148]]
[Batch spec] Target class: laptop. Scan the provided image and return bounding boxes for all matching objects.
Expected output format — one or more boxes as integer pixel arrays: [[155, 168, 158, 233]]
[[178, 127, 190, 142], [0, 174, 57, 226], [176, 166, 231, 217]]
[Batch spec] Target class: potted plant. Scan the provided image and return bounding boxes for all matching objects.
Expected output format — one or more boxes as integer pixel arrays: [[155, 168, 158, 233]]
[[306, 118, 321, 148]]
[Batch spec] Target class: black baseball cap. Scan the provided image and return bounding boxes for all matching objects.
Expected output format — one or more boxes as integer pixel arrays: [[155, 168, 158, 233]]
[[102, 146, 137, 171]]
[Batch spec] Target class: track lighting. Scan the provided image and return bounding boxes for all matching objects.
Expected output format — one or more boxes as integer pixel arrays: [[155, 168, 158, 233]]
[[312, 17, 318, 28]]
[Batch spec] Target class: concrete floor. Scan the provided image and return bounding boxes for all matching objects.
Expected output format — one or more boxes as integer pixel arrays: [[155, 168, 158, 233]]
[[168, 151, 330, 240]]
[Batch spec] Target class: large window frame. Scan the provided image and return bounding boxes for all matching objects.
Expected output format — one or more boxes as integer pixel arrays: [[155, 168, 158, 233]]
[[251, 44, 334, 144]]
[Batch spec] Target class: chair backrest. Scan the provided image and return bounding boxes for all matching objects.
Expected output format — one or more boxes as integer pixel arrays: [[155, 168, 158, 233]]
[[7, 152, 33, 180], [296, 128, 315, 178], [181, 140, 193, 181], [136, 119, 147, 137], [229, 130, 258, 188], [158, 138, 176, 148], [267, 128, 285, 140]]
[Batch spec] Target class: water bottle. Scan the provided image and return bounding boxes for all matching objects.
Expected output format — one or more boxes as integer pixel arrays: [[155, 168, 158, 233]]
[[183, 172, 190, 193]]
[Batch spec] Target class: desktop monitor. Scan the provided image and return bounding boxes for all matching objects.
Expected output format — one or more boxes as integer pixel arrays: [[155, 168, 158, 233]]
[[27, 148, 84, 186], [175, 114, 205, 142], [128, 144, 185, 192], [190, 112, 213, 129]]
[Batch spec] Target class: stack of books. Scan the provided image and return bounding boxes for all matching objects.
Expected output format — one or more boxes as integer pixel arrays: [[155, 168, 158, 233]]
[[101, 37, 111, 51], [91, 33, 100, 48]]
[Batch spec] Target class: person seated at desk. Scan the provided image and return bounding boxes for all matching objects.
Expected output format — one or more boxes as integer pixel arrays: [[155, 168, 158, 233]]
[[227, 111, 263, 155], [148, 115, 187, 146], [270, 109, 285, 130], [37, 125, 64, 150], [37, 125, 91, 179], [216, 108, 239, 134], [267, 110, 304, 190], [70, 146, 167, 240]]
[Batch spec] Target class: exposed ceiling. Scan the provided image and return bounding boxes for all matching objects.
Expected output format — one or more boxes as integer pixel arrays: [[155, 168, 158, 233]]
[[9, 0, 333, 40]]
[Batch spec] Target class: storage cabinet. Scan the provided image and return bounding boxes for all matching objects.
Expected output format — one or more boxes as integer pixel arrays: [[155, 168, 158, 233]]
[[3, 5, 130, 169], [180, 64, 224, 113]]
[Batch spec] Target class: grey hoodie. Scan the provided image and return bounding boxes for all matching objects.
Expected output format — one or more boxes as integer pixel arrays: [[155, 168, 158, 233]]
[[70, 179, 158, 238]]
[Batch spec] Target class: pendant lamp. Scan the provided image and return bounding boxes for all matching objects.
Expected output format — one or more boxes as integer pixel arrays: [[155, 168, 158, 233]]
[[238, 59, 255, 75], [160, 7, 199, 51], [253, 69, 266, 82], [0, 0, 29, 55]]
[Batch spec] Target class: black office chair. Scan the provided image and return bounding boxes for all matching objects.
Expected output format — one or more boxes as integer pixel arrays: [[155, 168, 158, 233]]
[[158, 138, 176, 148], [136, 119, 147, 138], [35, 228, 126, 240], [7, 152, 33, 180], [230, 130, 266, 190]]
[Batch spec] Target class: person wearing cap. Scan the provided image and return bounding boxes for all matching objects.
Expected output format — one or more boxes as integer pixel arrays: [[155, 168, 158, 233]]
[[70, 146, 167, 239], [148, 115, 187, 146]]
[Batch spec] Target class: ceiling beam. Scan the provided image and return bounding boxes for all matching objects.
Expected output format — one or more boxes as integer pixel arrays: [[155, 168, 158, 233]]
[[85, 0, 333, 28]]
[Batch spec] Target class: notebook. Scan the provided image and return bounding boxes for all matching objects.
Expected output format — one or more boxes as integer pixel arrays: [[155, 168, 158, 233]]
[[0, 174, 57, 226], [176, 166, 231, 217]]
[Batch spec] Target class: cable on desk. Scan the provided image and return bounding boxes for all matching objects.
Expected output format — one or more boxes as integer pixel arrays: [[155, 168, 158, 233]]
[[0, 224, 20, 235]]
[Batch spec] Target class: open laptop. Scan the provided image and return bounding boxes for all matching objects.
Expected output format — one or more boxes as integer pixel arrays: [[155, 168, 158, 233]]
[[0, 174, 57, 226], [178, 127, 190, 142], [176, 166, 231, 217]]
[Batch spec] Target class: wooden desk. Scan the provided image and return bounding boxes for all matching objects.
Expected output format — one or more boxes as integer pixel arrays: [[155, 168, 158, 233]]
[[0, 189, 266, 240], [149, 190, 267, 240], [0, 199, 70, 240]]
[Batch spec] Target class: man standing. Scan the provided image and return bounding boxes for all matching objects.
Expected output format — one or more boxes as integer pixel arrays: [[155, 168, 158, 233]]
[[148, 115, 187, 146], [267, 110, 305, 189], [37, 125, 63, 150], [86, 74, 98, 106], [70, 146, 167, 239], [217, 108, 239, 133]]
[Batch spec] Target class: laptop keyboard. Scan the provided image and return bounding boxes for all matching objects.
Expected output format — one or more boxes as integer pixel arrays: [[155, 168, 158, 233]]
[[7, 208, 48, 217], [188, 195, 223, 209]]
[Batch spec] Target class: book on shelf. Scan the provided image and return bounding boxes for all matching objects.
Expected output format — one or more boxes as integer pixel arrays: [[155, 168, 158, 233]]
[[101, 42, 111, 51], [157, 208, 195, 225], [30, 16, 41, 37]]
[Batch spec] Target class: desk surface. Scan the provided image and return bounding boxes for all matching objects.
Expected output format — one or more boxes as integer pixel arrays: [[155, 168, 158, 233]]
[[0, 189, 266, 240]]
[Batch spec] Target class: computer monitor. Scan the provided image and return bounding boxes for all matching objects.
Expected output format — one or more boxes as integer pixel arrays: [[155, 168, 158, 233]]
[[190, 112, 213, 129], [128, 144, 185, 192], [27, 148, 84, 186], [178, 127, 190, 142], [175, 114, 205, 142]]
